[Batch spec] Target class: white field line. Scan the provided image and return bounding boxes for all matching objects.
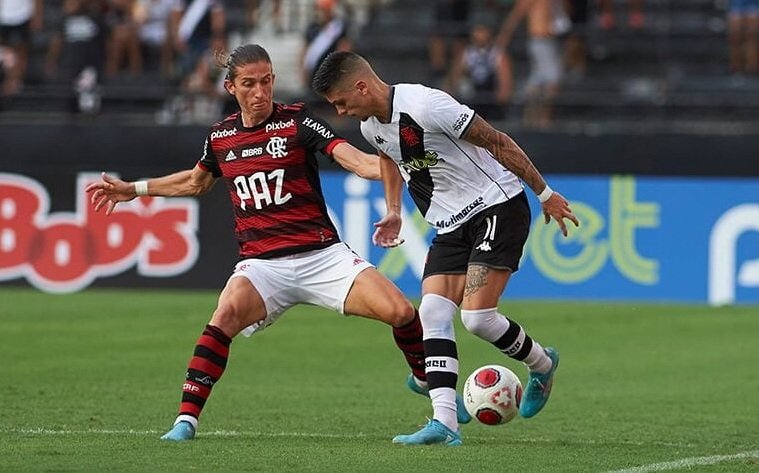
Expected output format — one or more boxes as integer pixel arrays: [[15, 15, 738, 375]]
[[2, 427, 697, 448], [2, 428, 359, 439], [606, 450, 759, 473]]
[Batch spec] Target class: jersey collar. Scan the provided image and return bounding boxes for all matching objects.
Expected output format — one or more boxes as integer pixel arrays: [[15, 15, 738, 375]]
[[236, 104, 278, 131]]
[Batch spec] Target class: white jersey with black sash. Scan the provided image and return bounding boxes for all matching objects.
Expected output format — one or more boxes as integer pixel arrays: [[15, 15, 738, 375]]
[[360, 83, 524, 234]]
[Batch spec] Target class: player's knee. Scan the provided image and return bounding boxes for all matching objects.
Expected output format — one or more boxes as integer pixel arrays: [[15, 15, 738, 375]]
[[460, 308, 499, 339], [387, 297, 416, 327], [419, 294, 457, 339], [210, 303, 250, 336]]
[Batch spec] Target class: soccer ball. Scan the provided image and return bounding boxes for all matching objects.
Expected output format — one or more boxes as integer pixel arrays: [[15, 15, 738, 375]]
[[462, 364, 523, 425]]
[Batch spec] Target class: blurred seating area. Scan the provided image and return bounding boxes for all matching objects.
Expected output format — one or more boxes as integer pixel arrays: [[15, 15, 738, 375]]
[[354, 0, 759, 129], [0, 0, 758, 131]]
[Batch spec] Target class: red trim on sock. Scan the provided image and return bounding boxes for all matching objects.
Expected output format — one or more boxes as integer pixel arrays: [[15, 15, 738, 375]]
[[393, 310, 426, 381], [188, 354, 225, 379], [198, 334, 230, 358], [204, 324, 232, 344], [179, 402, 202, 418]]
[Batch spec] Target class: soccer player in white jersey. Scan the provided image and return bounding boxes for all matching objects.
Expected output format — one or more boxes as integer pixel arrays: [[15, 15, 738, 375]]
[[86, 44, 471, 442], [313, 51, 579, 446]]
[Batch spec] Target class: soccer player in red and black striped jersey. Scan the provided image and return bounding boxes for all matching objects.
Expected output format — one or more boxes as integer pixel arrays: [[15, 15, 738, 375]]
[[87, 44, 471, 441]]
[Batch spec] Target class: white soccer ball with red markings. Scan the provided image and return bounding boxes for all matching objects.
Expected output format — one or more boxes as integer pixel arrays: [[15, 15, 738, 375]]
[[463, 365, 523, 425]]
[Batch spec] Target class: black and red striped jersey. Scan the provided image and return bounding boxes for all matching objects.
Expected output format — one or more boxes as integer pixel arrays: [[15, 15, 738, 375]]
[[198, 102, 347, 259]]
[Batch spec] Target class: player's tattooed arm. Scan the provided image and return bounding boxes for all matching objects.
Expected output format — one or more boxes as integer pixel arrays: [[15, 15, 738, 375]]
[[464, 264, 489, 299], [462, 115, 548, 195], [462, 115, 580, 237]]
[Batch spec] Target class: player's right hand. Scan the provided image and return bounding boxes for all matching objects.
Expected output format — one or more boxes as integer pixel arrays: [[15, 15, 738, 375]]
[[85, 172, 136, 216]]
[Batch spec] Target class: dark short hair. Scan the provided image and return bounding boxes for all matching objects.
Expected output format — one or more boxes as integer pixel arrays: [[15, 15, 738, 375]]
[[219, 44, 272, 81], [311, 51, 366, 95]]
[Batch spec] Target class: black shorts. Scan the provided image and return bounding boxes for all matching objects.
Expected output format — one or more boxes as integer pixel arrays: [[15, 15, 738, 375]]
[[423, 191, 531, 279]]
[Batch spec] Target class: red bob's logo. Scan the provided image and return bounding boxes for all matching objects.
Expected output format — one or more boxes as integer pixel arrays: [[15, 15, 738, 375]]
[[0, 173, 199, 293]]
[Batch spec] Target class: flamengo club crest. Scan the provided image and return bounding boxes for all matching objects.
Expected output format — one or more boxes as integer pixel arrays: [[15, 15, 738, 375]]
[[266, 137, 288, 158]]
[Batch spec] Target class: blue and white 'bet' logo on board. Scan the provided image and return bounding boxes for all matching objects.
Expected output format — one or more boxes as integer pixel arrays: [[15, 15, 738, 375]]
[[320, 173, 759, 305]]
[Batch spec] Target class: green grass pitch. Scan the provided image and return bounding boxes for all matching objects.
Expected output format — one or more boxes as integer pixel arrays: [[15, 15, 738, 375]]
[[1, 288, 757, 472]]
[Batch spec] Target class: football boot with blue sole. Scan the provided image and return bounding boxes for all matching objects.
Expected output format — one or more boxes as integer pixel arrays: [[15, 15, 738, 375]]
[[392, 419, 462, 446], [519, 347, 560, 418], [160, 420, 196, 441]]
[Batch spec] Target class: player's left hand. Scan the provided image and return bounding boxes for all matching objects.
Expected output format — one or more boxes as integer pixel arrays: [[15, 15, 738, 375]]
[[372, 212, 405, 248], [542, 191, 580, 237]]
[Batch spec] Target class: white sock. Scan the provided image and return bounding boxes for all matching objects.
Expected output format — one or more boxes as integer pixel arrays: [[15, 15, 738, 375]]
[[419, 294, 460, 432], [430, 387, 458, 431], [461, 308, 553, 374], [460, 307, 508, 342], [523, 341, 552, 374], [175, 414, 198, 429]]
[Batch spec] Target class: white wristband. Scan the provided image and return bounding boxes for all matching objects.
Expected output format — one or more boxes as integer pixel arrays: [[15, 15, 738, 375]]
[[134, 180, 149, 196], [537, 185, 553, 203]]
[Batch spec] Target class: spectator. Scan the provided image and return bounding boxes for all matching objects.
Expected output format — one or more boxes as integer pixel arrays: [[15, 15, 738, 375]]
[[105, 0, 142, 77], [300, 0, 351, 91], [450, 22, 513, 120], [341, 0, 391, 33], [45, 0, 108, 113], [46, 0, 108, 83], [563, 0, 588, 81], [0, 0, 43, 96], [598, 0, 644, 30], [498, 0, 565, 128], [133, 0, 183, 78], [177, 43, 225, 123], [155, 0, 226, 125], [244, 0, 283, 34], [428, 0, 470, 90], [727, 0, 759, 76], [174, 0, 226, 79]]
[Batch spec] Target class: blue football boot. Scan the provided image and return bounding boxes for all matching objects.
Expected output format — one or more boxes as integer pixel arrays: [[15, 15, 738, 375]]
[[160, 420, 196, 441], [519, 347, 560, 418], [392, 419, 462, 446]]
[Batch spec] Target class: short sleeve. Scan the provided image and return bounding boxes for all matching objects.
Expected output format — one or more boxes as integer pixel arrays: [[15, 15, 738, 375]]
[[419, 88, 476, 139], [359, 121, 377, 152], [297, 105, 346, 156], [197, 133, 221, 177]]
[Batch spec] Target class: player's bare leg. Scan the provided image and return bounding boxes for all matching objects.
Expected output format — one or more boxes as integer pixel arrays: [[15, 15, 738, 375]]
[[345, 267, 427, 378], [345, 269, 470, 435], [161, 277, 267, 441]]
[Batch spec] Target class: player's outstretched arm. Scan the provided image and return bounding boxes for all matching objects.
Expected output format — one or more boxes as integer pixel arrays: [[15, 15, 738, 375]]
[[373, 153, 405, 248], [496, 0, 530, 48], [462, 115, 580, 236], [86, 165, 216, 215], [330, 142, 381, 180]]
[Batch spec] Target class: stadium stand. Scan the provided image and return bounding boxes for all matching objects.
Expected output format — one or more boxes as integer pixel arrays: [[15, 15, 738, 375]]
[[1, 0, 758, 129], [354, 0, 759, 126]]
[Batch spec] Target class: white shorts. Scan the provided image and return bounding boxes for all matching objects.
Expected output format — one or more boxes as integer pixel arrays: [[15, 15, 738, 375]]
[[230, 242, 374, 337], [526, 37, 562, 89]]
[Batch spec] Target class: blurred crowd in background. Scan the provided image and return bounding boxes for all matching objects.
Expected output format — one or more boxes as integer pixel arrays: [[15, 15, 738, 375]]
[[0, 0, 756, 127]]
